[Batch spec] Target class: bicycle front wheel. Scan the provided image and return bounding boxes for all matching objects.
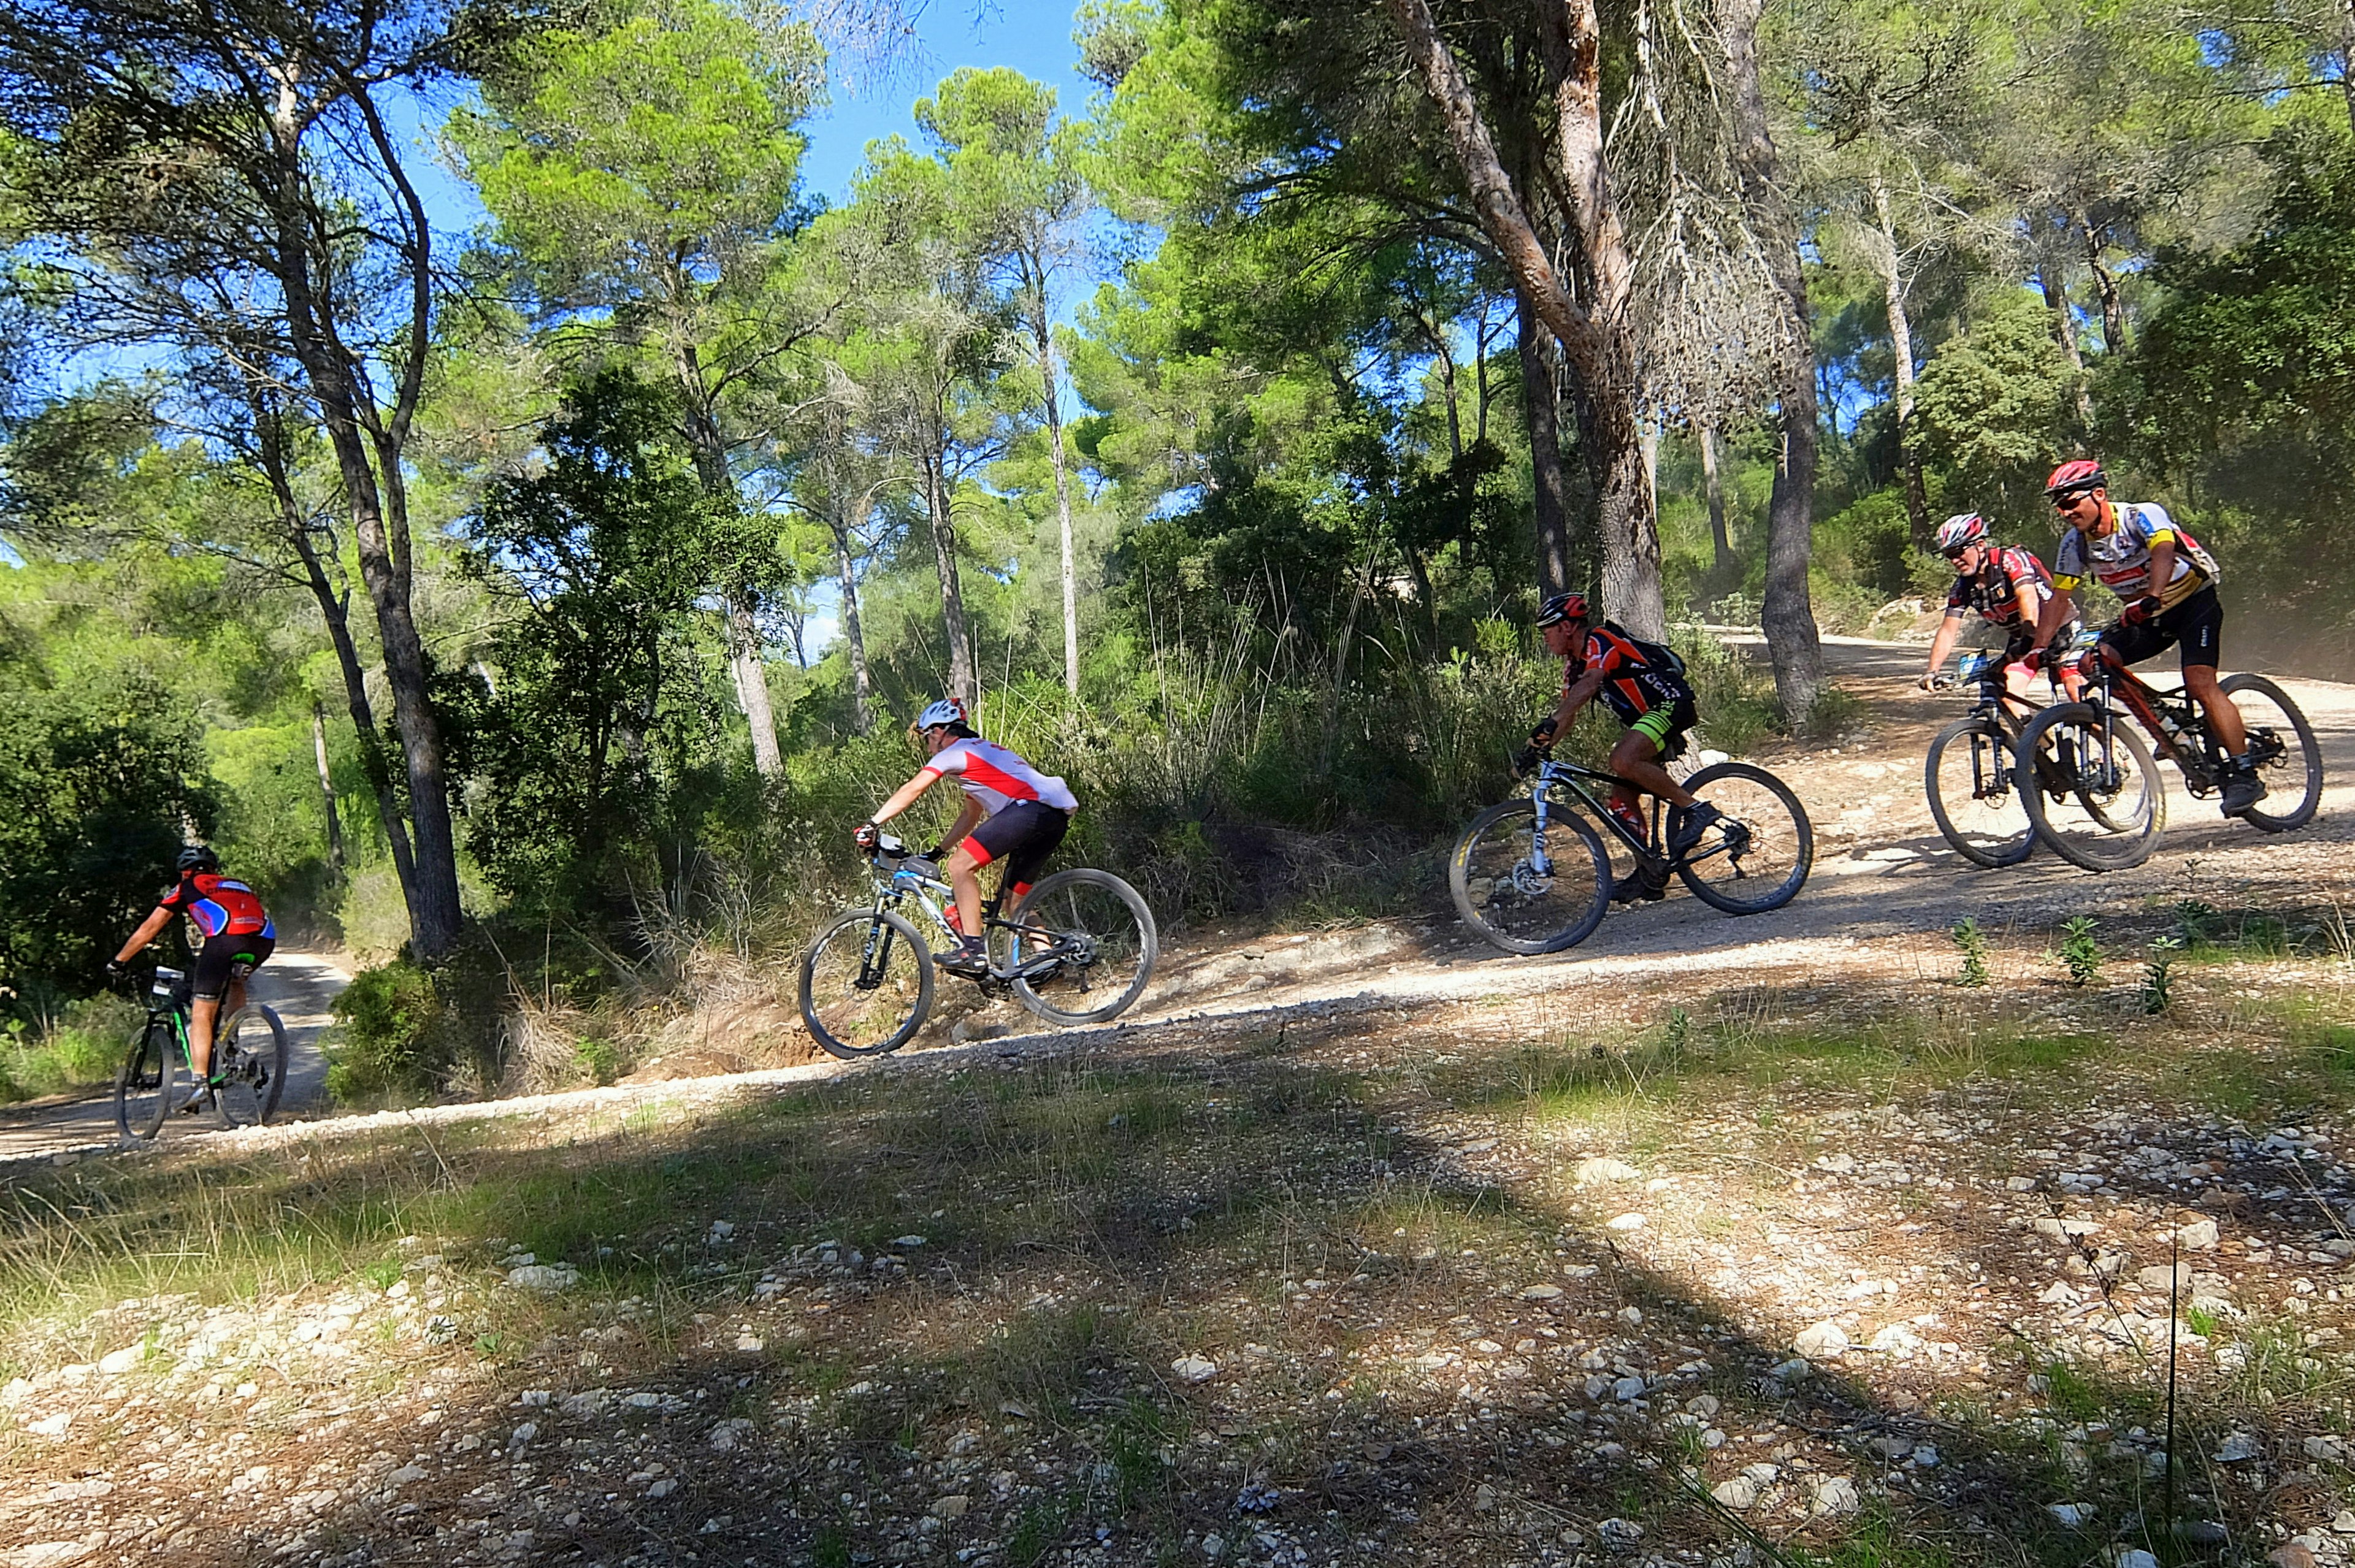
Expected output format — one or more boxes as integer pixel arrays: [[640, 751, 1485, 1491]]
[[2222, 673, 2322, 832], [1449, 799, 1611, 954], [211, 1004, 288, 1129], [2015, 703, 2165, 871], [1673, 762, 1813, 914], [800, 909, 935, 1059], [114, 1020, 178, 1142], [1925, 714, 2035, 868], [999, 869, 1160, 1027]]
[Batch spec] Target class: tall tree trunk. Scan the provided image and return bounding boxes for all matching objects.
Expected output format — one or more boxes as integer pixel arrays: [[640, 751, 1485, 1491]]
[[2075, 211, 2127, 354], [272, 114, 461, 958], [1516, 291, 1576, 597], [2040, 269, 2097, 430], [832, 516, 874, 736], [923, 446, 978, 707], [311, 700, 345, 873], [1868, 172, 1932, 549], [1700, 423, 1732, 572], [1726, 0, 1824, 721], [1033, 319, 1083, 698], [672, 338, 786, 778], [1386, 0, 1663, 637], [2342, 0, 2355, 140]]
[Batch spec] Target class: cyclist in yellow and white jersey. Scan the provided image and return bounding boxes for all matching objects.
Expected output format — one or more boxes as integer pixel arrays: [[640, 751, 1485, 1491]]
[[2023, 459, 2262, 816]]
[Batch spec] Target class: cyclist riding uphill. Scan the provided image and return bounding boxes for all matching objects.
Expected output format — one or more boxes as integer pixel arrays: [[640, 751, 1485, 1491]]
[[106, 846, 275, 1114], [1518, 591, 1718, 905], [855, 698, 1076, 979], [1916, 511, 2084, 703], [2024, 459, 2264, 817]]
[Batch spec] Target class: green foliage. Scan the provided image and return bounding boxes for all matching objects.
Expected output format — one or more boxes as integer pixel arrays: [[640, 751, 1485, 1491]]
[[0, 990, 140, 1102], [2058, 916, 2101, 988], [2142, 936, 2181, 1014], [327, 960, 465, 1104], [1912, 295, 2084, 526], [1950, 918, 1989, 988], [0, 679, 215, 1013]]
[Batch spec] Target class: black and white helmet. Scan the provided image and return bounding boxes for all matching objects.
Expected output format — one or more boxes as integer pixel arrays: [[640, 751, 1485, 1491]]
[[1933, 512, 1988, 554]]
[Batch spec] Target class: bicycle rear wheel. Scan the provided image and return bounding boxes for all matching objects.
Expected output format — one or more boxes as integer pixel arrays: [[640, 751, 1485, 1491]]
[[1673, 762, 1813, 914], [998, 869, 1160, 1027], [210, 1004, 288, 1129], [114, 1020, 178, 1142], [2014, 702, 2164, 871], [800, 909, 935, 1059], [1925, 714, 2035, 868], [2221, 673, 2322, 832], [1449, 799, 1611, 954]]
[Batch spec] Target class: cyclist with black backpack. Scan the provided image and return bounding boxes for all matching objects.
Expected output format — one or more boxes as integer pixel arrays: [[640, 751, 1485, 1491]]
[[1517, 592, 1720, 904]]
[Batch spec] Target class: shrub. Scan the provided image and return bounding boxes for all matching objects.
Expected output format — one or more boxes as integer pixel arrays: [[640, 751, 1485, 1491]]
[[328, 960, 461, 1104], [0, 990, 142, 1101]]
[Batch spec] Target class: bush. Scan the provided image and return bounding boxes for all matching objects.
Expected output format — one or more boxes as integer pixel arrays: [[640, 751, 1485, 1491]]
[[328, 960, 464, 1104], [0, 990, 142, 1102]]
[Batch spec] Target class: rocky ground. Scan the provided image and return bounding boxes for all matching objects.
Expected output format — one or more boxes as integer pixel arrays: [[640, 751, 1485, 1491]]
[[6, 641, 2355, 1567]]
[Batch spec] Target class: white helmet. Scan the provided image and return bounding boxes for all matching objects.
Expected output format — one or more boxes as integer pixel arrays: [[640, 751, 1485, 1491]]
[[1934, 512, 1987, 554]]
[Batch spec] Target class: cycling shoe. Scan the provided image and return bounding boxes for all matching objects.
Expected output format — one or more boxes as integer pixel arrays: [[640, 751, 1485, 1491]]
[[2221, 768, 2269, 818], [1668, 801, 1723, 859], [1610, 868, 1667, 904], [935, 941, 992, 980]]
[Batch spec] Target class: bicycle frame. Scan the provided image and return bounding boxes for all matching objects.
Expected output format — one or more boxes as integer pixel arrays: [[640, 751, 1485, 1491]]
[[2071, 652, 2229, 795], [1522, 757, 1731, 878], [847, 849, 1081, 989]]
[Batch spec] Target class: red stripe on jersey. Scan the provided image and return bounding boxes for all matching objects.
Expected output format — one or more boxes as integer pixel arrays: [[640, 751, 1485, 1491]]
[[957, 755, 1043, 803]]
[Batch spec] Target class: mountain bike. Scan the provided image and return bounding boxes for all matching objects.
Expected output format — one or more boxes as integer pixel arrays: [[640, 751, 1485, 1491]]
[[2013, 648, 2322, 872], [798, 833, 1159, 1059], [1923, 633, 2094, 868], [1450, 752, 1813, 954], [113, 965, 289, 1139]]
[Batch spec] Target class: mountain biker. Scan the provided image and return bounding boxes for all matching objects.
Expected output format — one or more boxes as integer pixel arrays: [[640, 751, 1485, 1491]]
[[1916, 511, 2083, 703], [105, 846, 275, 1114], [856, 698, 1076, 979], [1518, 591, 1720, 906], [2024, 459, 2263, 817]]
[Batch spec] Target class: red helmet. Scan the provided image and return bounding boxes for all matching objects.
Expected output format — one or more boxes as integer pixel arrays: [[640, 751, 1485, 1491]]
[[2043, 459, 2107, 500], [1933, 512, 1987, 554], [1534, 591, 1590, 628]]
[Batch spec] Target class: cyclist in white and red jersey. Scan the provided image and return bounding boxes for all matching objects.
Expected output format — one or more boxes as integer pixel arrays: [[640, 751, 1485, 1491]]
[[2023, 459, 2262, 816], [856, 697, 1076, 977], [1916, 511, 2083, 702]]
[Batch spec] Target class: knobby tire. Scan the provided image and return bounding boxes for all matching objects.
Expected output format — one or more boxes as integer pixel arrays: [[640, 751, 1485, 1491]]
[[210, 1004, 288, 1129], [1003, 869, 1159, 1027], [1449, 798, 1612, 954], [1924, 714, 2035, 868], [1672, 762, 1813, 914], [113, 1019, 177, 1142], [2221, 673, 2322, 833], [2013, 702, 2165, 872], [799, 908, 935, 1059]]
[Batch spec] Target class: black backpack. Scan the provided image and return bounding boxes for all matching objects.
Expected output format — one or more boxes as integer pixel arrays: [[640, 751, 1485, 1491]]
[[1598, 620, 1688, 681]]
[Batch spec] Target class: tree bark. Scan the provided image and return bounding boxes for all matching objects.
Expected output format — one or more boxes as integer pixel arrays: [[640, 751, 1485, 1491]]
[[832, 514, 874, 736], [923, 446, 978, 708], [727, 596, 783, 776], [1700, 423, 1731, 572], [2342, 0, 2355, 141], [1385, 0, 1663, 637], [2076, 211, 2127, 354], [1868, 172, 1932, 550], [2039, 269, 2097, 430], [1516, 290, 1576, 597], [311, 700, 345, 873], [1034, 319, 1083, 698], [672, 336, 786, 778], [1725, 0, 1823, 721]]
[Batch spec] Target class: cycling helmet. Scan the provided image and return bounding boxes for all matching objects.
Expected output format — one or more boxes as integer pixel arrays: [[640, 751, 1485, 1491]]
[[1933, 512, 1987, 554], [913, 696, 968, 733], [1534, 591, 1591, 629], [2043, 459, 2107, 500], [175, 844, 219, 875]]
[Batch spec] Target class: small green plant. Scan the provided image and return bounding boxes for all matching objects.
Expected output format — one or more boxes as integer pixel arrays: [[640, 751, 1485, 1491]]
[[2143, 936, 2181, 1014], [1666, 1006, 1692, 1051], [1951, 919, 1989, 988], [2058, 916, 2101, 988], [362, 1257, 402, 1291]]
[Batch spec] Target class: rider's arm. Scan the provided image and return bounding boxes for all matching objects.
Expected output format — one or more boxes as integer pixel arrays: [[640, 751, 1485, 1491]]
[[2142, 538, 2176, 605], [1921, 610, 1965, 684], [869, 770, 941, 828], [113, 906, 174, 966], [1542, 667, 1607, 741], [939, 797, 984, 853], [2030, 581, 2077, 653]]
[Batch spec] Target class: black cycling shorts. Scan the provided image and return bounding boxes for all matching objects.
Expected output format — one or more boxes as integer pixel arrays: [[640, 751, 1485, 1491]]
[[192, 930, 273, 1001], [2100, 584, 2223, 673], [960, 801, 1070, 893]]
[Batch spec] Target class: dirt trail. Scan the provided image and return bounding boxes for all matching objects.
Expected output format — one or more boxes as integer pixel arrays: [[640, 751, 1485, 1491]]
[[0, 952, 351, 1166]]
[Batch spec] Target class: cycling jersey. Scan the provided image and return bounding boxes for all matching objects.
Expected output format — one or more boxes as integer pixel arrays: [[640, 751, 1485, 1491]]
[[1568, 622, 1693, 729], [1947, 545, 2059, 629], [159, 871, 274, 941], [921, 738, 1078, 817], [2053, 501, 2218, 611]]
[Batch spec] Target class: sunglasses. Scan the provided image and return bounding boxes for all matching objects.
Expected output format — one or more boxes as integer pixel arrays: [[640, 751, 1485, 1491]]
[[2051, 490, 2097, 510]]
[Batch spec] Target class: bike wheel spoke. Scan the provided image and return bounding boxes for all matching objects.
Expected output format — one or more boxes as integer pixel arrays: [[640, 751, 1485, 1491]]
[[1007, 872, 1156, 1025], [1926, 716, 2034, 868], [1449, 800, 1610, 952], [1674, 766, 1810, 915], [2223, 674, 2322, 833]]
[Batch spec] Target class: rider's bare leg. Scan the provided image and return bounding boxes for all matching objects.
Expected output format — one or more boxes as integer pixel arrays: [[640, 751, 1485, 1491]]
[[187, 977, 245, 1080], [943, 845, 987, 938], [2183, 664, 2248, 756], [1610, 732, 1697, 811]]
